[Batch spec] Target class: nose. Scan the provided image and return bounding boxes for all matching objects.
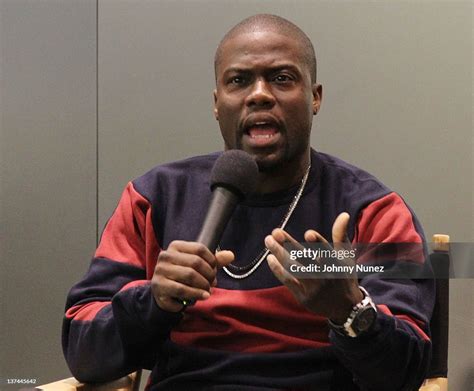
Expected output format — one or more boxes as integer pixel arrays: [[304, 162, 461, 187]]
[[245, 79, 275, 108]]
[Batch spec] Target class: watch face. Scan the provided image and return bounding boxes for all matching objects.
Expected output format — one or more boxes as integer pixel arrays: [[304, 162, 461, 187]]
[[352, 307, 377, 333]]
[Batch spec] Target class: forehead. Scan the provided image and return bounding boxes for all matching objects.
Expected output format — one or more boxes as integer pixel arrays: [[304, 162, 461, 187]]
[[217, 30, 307, 74]]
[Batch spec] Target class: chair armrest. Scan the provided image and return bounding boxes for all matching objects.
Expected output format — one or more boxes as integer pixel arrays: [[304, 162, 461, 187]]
[[37, 371, 141, 391], [419, 377, 448, 391]]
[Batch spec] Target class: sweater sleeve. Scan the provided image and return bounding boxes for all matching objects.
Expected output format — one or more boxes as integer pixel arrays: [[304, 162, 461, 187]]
[[62, 182, 182, 382], [330, 192, 435, 391]]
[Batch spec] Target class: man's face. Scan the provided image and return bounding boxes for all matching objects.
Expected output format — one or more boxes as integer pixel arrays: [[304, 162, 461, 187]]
[[214, 29, 321, 171]]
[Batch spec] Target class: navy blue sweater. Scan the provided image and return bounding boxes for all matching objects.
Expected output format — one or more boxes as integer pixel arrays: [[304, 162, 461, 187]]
[[63, 150, 434, 390]]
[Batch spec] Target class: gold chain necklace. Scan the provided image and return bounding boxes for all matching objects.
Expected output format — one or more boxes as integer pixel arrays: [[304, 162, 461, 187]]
[[221, 164, 311, 279]]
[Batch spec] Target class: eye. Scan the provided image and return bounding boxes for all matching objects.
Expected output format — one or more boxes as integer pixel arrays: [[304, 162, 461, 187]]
[[229, 76, 246, 85], [273, 74, 293, 83]]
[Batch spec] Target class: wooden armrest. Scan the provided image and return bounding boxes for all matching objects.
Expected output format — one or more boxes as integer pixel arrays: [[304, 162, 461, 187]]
[[419, 377, 448, 391], [37, 371, 141, 391], [433, 234, 450, 252]]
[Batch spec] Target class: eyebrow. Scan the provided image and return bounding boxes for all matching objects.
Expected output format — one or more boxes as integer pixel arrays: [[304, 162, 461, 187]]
[[222, 64, 301, 75]]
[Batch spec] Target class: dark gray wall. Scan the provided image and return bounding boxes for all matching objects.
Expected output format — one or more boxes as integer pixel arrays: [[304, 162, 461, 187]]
[[1, 0, 472, 389], [1, 0, 97, 387]]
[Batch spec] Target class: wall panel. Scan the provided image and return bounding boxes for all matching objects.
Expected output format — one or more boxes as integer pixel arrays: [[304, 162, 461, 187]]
[[1, 0, 97, 386]]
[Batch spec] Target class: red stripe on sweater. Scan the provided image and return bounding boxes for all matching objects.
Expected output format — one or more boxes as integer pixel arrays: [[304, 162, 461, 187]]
[[65, 302, 109, 321], [377, 304, 430, 342], [355, 192, 422, 244], [171, 286, 330, 353], [95, 182, 160, 278], [354, 192, 424, 263], [66, 282, 148, 322]]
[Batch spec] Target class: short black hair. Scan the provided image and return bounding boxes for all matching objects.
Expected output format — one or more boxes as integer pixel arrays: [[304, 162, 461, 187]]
[[214, 14, 317, 83]]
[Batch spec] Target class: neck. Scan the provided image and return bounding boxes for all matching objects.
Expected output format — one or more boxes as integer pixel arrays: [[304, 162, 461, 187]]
[[255, 150, 311, 194]]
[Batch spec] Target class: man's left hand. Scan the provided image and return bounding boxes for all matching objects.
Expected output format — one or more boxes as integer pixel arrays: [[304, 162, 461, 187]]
[[265, 212, 363, 324]]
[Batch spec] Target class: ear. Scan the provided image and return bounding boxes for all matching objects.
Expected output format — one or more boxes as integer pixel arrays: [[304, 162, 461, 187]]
[[213, 89, 219, 120], [312, 84, 322, 115]]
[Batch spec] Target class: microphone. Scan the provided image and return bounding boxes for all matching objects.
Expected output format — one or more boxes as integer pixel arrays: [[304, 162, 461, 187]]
[[180, 150, 258, 307], [197, 150, 259, 251]]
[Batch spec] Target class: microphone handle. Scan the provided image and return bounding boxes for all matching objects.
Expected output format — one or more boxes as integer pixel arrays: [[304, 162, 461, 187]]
[[196, 186, 240, 252], [180, 187, 240, 307]]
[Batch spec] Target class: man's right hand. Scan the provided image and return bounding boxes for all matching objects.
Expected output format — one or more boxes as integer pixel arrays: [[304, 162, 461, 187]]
[[151, 240, 234, 312]]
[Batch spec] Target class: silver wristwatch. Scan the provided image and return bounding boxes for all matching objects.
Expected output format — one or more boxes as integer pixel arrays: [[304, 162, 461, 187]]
[[328, 286, 378, 338]]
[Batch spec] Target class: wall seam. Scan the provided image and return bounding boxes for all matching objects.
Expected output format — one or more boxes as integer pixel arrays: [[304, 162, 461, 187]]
[[96, 0, 99, 247]]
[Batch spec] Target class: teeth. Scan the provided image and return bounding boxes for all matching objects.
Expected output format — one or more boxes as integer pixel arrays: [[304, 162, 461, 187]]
[[255, 122, 268, 126], [252, 134, 272, 139]]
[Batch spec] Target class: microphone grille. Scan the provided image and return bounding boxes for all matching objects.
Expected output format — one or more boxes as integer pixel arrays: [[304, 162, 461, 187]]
[[210, 150, 259, 196]]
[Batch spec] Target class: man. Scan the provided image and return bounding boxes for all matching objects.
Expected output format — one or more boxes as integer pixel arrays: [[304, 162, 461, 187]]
[[63, 14, 434, 390]]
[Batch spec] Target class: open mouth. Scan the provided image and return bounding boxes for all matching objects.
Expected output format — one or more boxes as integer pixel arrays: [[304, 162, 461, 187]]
[[241, 116, 282, 149], [244, 123, 280, 147], [248, 122, 278, 139]]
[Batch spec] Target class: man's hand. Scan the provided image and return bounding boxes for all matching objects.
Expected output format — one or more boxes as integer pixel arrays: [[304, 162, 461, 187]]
[[152, 241, 234, 312], [265, 212, 363, 323]]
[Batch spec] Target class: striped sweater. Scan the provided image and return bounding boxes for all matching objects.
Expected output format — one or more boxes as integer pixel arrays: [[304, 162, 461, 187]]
[[63, 149, 434, 390]]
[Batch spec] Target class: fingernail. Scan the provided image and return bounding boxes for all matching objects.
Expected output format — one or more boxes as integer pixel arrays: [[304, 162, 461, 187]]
[[202, 291, 210, 300], [265, 236, 275, 248]]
